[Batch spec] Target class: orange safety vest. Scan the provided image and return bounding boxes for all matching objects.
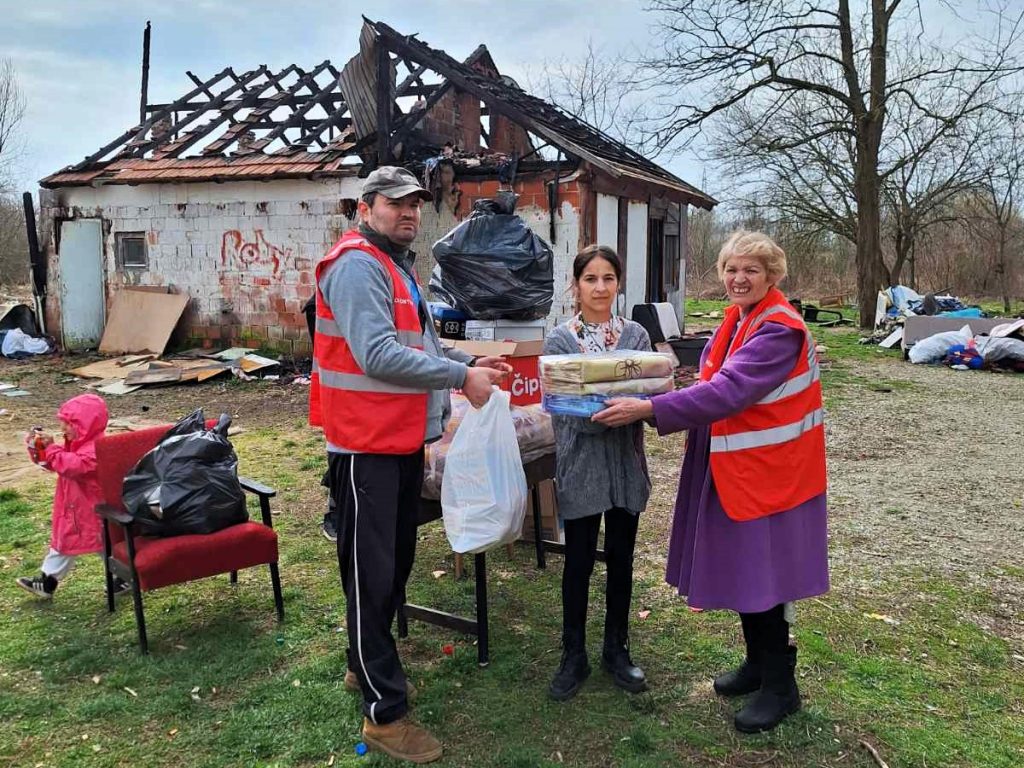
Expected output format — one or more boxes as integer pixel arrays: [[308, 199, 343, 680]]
[[308, 230, 428, 454], [700, 287, 827, 521]]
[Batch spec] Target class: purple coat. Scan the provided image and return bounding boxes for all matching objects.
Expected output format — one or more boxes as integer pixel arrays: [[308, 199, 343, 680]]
[[650, 322, 829, 613]]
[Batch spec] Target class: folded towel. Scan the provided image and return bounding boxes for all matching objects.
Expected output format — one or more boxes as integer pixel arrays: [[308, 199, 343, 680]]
[[539, 351, 674, 385], [540, 374, 674, 396]]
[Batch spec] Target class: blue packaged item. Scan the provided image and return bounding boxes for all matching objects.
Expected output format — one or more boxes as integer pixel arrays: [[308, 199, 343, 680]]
[[542, 393, 652, 418], [429, 302, 467, 322]]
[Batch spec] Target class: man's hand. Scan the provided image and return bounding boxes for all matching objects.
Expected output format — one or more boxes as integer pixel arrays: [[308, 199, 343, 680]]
[[474, 355, 513, 374], [590, 397, 654, 428], [463, 366, 506, 408]]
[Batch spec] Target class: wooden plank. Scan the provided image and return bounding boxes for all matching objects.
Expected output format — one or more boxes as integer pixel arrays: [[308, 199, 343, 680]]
[[68, 357, 153, 380], [98, 290, 190, 355], [124, 367, 183, 386]]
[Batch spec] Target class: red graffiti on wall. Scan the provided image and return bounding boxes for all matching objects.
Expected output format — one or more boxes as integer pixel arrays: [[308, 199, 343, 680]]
[[221, 229, 291, 276]]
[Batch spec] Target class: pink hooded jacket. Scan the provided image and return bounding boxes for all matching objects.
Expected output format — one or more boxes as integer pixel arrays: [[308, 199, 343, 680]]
[[42, 393, 109, 555]]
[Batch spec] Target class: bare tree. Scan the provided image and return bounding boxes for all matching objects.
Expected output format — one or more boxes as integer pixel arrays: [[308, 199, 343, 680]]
[[0, 58, 25, 189], [965, 114, 1024, 312], [526, 40, 655, 155], [639, 1, 1024, 327]]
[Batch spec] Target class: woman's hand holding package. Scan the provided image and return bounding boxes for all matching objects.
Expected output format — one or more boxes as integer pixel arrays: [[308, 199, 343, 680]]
[[591, 397, 654, 427]]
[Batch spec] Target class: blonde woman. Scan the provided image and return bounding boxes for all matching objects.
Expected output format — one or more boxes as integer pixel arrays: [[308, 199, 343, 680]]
[[595, 231, 829, 733]]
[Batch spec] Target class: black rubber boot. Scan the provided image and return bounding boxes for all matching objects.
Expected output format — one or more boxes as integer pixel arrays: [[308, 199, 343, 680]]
[[714, 614, 761, 697], [601, 627, 647, 693], [549, 631, 591, 702], [734, 646, 801, 734]]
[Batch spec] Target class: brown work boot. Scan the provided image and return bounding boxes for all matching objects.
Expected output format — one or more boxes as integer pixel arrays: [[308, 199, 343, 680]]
[[362, 717, 442, 764], [344, 669, 417, 700]]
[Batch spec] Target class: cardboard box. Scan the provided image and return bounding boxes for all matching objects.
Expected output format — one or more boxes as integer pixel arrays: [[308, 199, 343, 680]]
[[450, 339, 544, 406], [520, 478, 563, 544], [901, 316, 1013, 350], [464, 318, 547, 342]]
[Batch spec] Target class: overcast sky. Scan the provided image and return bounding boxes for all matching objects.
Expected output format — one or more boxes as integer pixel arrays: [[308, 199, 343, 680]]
[[0, 0, 994, 199], [2, 1, 681, 190]]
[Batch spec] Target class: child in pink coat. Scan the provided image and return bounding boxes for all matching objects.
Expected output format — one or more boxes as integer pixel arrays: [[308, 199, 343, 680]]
[[16, 393, 128, 599]]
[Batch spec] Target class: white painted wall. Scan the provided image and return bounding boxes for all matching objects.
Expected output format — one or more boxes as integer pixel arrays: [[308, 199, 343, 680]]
[[596, 193, 618, 248], [625, 201, 649, 317], [43, 178, 582, 349]]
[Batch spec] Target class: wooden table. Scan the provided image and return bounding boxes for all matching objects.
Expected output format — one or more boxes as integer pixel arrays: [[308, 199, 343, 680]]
[[399, 453, 557, 666]]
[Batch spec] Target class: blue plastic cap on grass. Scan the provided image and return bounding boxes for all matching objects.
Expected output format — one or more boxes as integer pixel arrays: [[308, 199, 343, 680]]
[[355, 742, 368, 756]]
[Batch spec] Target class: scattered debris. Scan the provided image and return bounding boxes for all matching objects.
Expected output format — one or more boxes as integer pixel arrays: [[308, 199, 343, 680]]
[[64, 351, 286, 395], [863, 612, 901, 627]]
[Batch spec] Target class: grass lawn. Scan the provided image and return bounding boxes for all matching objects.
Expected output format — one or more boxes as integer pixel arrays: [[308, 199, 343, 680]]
[[1, 307, 1021, 767]]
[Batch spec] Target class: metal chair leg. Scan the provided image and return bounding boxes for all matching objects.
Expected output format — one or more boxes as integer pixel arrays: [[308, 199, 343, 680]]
[[268, 562, 284, 621], [230, 570, 238, 584], [130, 583, 149, 654]]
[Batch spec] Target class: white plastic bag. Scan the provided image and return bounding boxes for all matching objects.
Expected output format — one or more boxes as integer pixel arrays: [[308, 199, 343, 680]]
[[441, 389, 528, 554]]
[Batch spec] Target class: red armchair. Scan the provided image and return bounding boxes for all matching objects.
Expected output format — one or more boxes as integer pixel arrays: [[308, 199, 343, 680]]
[[94, 423, 284, 653]]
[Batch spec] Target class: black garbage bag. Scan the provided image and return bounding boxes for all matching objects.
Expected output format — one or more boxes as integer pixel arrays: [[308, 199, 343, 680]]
[[122, 409, 248, 537], [432, 197, 554, 320]]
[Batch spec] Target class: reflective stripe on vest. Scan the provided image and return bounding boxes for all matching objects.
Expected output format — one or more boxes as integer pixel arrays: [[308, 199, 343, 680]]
[[316, 314, 423, 349], [318, 367, 426, 395], [755, 332, 819, 404], [711, 407, 824, 453]]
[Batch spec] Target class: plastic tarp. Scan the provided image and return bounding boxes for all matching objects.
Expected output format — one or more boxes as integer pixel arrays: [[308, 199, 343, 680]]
[[432, 198, 554, 320]]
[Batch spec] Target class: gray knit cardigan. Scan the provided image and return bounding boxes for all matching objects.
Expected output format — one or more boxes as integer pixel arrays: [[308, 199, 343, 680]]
[[543, 320, 653, 521]]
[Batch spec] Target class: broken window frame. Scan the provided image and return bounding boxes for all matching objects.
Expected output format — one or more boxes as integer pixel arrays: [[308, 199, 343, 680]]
[[116, 232, 149, 270]]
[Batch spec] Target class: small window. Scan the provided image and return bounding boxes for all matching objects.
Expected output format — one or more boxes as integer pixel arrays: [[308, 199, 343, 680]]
[[116, 232, 148, 269]]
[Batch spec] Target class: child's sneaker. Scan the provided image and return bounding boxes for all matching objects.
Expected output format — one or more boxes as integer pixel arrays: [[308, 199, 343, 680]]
[[16, 574, 57, 599], [111, 578, 132, 598]]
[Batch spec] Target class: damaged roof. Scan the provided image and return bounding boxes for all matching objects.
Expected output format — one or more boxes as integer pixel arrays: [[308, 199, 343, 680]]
[[41, 18, 715, 209]]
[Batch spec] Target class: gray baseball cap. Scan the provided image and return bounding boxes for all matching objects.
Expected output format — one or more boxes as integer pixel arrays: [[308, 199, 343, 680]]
[[362, 166, 433, 201]]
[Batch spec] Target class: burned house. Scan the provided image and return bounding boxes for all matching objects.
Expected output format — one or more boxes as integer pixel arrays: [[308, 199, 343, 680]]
[[38, 18, 715, 353]]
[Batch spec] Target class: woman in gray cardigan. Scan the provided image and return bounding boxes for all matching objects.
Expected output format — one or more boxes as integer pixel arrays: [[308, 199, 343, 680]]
[[544, 244, 652, 701]]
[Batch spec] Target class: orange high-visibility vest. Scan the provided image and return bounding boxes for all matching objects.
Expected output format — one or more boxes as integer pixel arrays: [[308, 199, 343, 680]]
[[700, 287, 827, 521], [308, 230, 428, 454]]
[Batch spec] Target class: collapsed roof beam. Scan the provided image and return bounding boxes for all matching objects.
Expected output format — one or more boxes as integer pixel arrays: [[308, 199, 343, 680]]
[[198, 63, 331, 156], [124, 65, 273, 158]]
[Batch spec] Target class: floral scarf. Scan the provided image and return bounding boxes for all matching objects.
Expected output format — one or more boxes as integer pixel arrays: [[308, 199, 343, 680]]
[[569, 313, 624, 353]]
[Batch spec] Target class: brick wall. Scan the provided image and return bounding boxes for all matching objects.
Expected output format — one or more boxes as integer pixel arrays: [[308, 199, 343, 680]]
[[42, 173, 586, 352]]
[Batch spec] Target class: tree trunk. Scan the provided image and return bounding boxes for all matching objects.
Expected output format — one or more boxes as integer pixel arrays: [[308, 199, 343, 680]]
[[890, 227, 910, 286], [997, 226, 1010, 314], [854, 152, 890, 328]]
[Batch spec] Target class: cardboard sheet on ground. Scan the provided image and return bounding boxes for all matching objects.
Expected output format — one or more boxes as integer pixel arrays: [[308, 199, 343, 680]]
[[99, 290, 189, 355], [69, 357, 153, 380]]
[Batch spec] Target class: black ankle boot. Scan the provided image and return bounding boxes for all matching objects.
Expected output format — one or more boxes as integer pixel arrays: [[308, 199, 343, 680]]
[[713, 639, 762, 697], [549, 640, 591, 702], [734, 646, 801, 733], [601, 629, 647, 694]]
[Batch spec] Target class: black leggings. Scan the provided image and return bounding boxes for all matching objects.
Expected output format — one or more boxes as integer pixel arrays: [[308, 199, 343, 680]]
[[739, 603, 789, 655], [561, 507, 639, 640]]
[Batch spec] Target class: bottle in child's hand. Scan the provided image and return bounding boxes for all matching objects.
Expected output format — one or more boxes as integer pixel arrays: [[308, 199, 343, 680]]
[[31, 426, 48, 467]]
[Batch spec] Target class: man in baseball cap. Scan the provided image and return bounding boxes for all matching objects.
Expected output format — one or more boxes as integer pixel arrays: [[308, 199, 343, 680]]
[[309, 167, 510, 763], [360, 165, 434, 202]]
